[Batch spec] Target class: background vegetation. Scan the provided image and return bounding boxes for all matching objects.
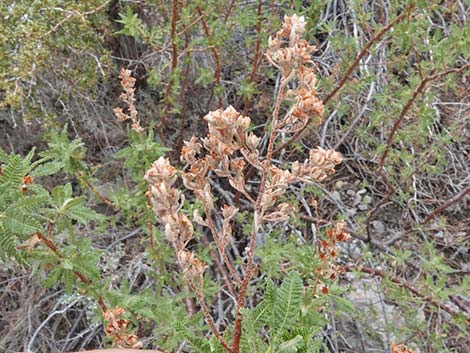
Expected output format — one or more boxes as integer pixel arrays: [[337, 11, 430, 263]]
[[0, 1, 469, 353]]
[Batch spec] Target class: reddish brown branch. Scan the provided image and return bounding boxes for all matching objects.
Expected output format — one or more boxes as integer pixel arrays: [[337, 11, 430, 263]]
[[196, 7, 223, 108], [36, 231, 107, 311], [200, 233, 236, 296], [157, 0, 180, 140], [76, 171, 118, 212], [379, 64, 470, 168], [203, 208, 240, 283], [242, 0, 263, 116], [323, 5, 413, 105], [223, 0, 235, 24], [189, 281, 234, 353], [420, 185, 470, 225], [232, 79, 289, 353], [345, 265, 470, 320]]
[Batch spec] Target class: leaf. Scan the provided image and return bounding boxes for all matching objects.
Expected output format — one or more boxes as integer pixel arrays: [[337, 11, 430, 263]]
[[0, 222, 16, 258], [174, 322, 212, 353], [331, 295, 354, 314], [271, 272, 303, 345], [10, 195, 49, 213], [0, 154, 23, 186], [63, 269, 74, 293], [3, 210, 41, 236], [31, 161, 64, 177], [278, 335, 303, 353], [43, 267, 63, 288]]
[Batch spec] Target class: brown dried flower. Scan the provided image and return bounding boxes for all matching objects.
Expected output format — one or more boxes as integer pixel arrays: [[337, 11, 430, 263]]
[[390, 343, 415, 353], [143, 16, 345, 344], [103, 307, 141, 348], [114, 68, 144, 133], [316, 221, 351, 294], [145, 157, 193, 250], [292, 147, 342, 182], [267, 15, 324, 132]]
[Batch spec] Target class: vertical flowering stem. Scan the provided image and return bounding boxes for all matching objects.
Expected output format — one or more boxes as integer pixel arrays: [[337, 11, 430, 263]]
[[231, 78, 288, 353], [189, 281, 234, 353]]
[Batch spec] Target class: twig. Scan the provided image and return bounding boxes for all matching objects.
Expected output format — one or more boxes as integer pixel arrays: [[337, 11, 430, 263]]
[[202, 203, 241, 283], [223, 0, 235, 24], [420, 185, 470, 225], [196, 7, 223, 108], [323, 4, 414, 105], [189, 281, 234, 353], [200, 233, 236, 296], [157, 0, 180, 142], [379, 64, 470, 169], [242, 0, 263, 116], [345, 265, 470, 320], [232, 77, 289, 353], [76, 170, 118, 212], [44, 1, 110, 37]]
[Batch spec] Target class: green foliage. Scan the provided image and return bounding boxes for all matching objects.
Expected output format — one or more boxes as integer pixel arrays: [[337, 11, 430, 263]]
[[114, 129, 171, 182], [0, 148, 52, 259], [0, 146, 103, 299], [41, 125, 87, 174], [237, 273, 325, 353], [0, 0, 110, 119]]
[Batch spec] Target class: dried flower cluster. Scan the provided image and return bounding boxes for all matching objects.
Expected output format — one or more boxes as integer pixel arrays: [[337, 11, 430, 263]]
[[114, 68, 144, 133], [143, 157, 207, 281], [21, 174, 33, 195], [390, 343, 415, 353], [144, 14, 344, 353], [292, 148, 342, 182], [267, 14, 324, 132], [316, 221, 351, 294], [103, 307, 141, 348]]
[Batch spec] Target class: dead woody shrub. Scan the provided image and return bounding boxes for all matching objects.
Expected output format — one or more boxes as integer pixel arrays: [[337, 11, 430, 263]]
[[145, 14, 346, 353]]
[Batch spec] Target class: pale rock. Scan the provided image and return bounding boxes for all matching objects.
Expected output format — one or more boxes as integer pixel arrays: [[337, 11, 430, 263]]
[[358, 204, 368, 211], [372, 220, 385, 234], [331, 191, 341, 201]]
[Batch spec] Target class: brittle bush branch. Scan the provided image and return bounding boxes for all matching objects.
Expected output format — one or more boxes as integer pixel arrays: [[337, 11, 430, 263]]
[[231, 72, 291, 353]]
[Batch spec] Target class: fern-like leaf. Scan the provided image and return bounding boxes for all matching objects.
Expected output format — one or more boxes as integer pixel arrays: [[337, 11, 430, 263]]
[[3, 210, 41, 236], [271, 272, 303, 346], [0, 154, 23, 186], [174, 322, 213, 353], [278, 335, 303, 353], [10, 195, 49, 213], [0, 222, 16, 258], [30, 161, 64, 177]]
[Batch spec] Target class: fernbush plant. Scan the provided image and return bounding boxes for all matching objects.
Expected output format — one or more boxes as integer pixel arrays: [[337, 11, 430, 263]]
[[143, 15, 349, 353], [2, 3, 469, 353]]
